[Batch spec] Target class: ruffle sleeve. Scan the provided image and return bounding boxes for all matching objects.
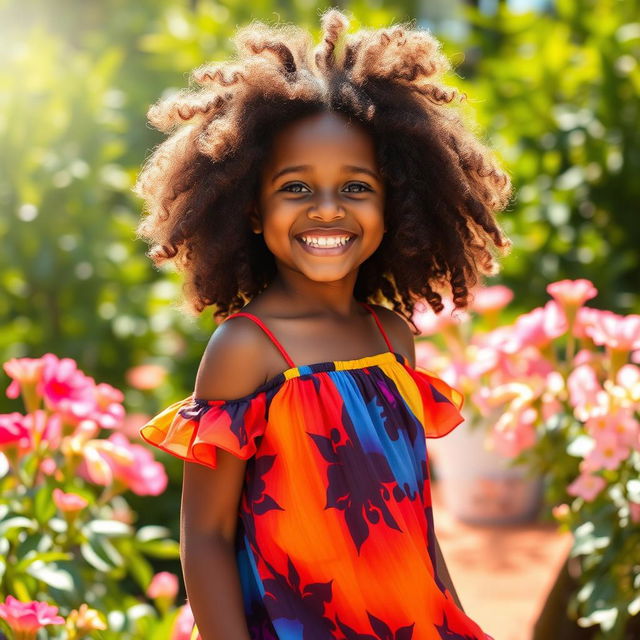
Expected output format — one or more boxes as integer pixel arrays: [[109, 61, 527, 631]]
[[139, 392, 268, 470], [407, 365, 465, 439]]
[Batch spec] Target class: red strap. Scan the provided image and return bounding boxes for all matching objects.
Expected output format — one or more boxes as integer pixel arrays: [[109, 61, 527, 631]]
[[359, 302, 395, 352], [224, 312, 296, 368], [224, 302, 394, 368]]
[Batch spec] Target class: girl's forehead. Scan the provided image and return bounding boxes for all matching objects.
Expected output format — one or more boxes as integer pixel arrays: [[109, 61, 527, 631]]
[[267, 111, 376, 165]]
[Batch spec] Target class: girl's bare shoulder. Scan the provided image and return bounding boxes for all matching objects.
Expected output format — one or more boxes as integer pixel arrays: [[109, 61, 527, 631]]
[[194, 312, 276, 401], [368, 304, 416, 368]]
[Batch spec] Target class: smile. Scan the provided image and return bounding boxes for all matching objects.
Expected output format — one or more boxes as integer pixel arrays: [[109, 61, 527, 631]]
[[295, 234, 356, 255]]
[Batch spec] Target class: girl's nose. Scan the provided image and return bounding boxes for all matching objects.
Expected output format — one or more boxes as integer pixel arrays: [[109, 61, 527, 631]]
[[308, 195, 345, 219]]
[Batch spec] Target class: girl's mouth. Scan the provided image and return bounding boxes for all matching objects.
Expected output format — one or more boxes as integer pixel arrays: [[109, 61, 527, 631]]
[[295, 234, 357, 256]]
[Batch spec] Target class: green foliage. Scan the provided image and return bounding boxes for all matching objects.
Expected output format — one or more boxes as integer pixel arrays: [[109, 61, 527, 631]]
[[454, 0, 639, 314]]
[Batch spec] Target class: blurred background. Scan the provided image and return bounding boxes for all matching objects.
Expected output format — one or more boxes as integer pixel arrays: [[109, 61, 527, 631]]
[[0, 1, 638, 635]]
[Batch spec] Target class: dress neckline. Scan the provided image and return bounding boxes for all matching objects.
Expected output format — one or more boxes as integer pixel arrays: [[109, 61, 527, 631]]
[[192, 350, 410, 405]]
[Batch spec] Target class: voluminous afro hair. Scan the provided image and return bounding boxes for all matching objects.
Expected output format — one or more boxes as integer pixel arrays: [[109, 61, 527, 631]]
[[134, 8, 513, 327]]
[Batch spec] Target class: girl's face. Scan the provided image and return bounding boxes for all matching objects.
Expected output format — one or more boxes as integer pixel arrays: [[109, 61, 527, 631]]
[[253, 110, 385, 285]]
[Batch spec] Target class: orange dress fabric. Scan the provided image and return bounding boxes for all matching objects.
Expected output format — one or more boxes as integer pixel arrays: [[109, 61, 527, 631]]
[[140, 303, 494, 640]]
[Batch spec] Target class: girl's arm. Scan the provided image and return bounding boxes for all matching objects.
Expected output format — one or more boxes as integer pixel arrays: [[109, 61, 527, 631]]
[[181, 456, 251, 640], [181, 319, 270, 640]]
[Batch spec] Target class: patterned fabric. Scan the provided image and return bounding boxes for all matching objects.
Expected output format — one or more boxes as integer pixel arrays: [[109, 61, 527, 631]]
[[140, 304, 495, 640]]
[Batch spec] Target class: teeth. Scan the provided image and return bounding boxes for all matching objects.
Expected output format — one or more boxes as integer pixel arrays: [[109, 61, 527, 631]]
[[300, 235, 352, 248]]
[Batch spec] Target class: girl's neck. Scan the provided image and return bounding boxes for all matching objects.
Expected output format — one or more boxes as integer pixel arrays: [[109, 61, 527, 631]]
[[268, 272, 362, 319]]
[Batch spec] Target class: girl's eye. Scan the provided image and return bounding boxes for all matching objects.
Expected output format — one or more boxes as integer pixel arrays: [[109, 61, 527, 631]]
[[281, 183, 310, 193], [280, 182, 372, 194], [343, 182, 371, 193]]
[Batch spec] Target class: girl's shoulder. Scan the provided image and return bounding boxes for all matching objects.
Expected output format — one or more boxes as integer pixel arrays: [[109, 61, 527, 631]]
[[366, 304, 416, 367], [194, 313, 275, 402]]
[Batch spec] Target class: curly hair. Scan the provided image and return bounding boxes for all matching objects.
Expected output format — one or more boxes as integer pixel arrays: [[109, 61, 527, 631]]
[[134, 8, 513, 329]]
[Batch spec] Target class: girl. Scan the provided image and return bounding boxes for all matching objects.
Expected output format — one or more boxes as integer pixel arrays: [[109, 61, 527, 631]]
[[136, 8, 512, 640]]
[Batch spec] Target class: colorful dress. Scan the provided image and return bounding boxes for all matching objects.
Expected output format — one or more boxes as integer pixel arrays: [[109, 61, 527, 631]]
[[140, 302, 494, 640]]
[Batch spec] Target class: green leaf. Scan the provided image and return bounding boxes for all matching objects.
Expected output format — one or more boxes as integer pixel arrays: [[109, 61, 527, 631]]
[[80, 540, 112, 572], [85, 519, 133, 537], [25, 561, 75, 591], [136, 538, 180, 559], [566, 435, 595, 458], [16, 533, 53, 562], [571, 521, 611, 556], [127, 550, 154, 591], [33, 485, 57, 525], [577, 606, 619, 632], [626, 479, 640, 502], [136, 525, 172, 542], [149, 607, 181, 640], [0, 516, 37, 536], [94, 535, 125, 567], [15, 551, 73, 573]]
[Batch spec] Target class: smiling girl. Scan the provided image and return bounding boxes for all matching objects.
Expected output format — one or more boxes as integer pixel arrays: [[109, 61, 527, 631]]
[[135, 8, 511, 640]]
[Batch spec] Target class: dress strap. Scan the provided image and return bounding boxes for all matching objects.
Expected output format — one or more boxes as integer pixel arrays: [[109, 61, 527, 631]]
[[223, 312, 296, 368], [359, 302, 395, 352]]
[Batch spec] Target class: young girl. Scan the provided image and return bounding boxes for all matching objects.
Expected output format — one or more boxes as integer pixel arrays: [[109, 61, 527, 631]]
[[136, 8, 511, 640]]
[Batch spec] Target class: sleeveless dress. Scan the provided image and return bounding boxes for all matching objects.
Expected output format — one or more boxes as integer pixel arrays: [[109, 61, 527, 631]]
[[139, 302, 495, 640]]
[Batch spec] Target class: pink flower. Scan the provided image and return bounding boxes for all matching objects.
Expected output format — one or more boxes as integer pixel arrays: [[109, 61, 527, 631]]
[[412, 297, 469, 335], [39, 457, 57, 476], [585, 311, 640, 352], [614, 364, 640, 404], [0, 413, 31, 453], [629, 501, 640, 524], [39, 354, 96, 421], [567, 364, 604, 420], [490, 406, 537, 458], [572, 348, 597, 366], [583, 407, 617, 440], [79, 443, 116, 486], [106, 432, 168, 495], [507, 301, 568, 351], [546, 279, 598, 309], [126, 364, 168, 391], [52, 488, 88, 513], [147, 571, 179, 600], [414, 340, 442, 368], [583, 431, 629, 471], [77, 433, 168, 495], [3, 357, 45, 400], [171, 602, 197, 640], [121, 412, 153, 439], [23, 410, 62, 449], [469, 285, 513, 314], [604, 409, 638, 449], [92, 383, 125, 430], [573, 306, 602, 341], [0, 595, 65, 637], [567, 472, 606, 502]]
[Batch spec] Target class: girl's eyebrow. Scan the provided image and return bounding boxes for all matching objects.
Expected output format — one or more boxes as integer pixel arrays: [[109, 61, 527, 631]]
[[271, 164, 381, 183]]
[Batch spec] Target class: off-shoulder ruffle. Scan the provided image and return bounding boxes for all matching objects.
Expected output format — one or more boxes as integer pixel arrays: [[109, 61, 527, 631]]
[[139, 393, 268, 470], [408, 366, 465, 439]]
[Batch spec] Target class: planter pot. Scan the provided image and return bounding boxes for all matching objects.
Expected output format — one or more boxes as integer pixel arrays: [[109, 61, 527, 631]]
[[427, 407, 544, 525]]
